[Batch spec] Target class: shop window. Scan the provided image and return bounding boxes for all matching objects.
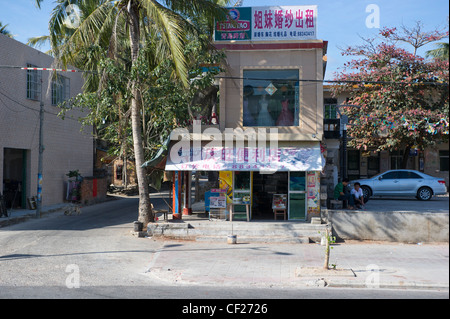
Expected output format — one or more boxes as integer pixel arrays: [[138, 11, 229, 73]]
[[440, 150, 449, 171], [243, 69, 299, 127]]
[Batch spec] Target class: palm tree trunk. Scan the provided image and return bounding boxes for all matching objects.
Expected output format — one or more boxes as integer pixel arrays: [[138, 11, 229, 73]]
[[128, 0, 153, 225]]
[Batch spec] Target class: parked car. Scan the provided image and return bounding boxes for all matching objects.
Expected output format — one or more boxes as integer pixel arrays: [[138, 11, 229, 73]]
[[350, 169, 447, 201]]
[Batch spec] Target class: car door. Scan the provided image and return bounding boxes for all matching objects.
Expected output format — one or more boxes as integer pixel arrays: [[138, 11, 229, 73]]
[[373, 171, 400, 195], [395, 171, 414, 193], [404, 171, 424, 194]]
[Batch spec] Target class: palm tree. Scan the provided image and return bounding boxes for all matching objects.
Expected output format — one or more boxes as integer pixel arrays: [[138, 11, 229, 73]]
[[0, 22, 13, 38], [35, 0, 229, 225], [426, 42, 449, 60]]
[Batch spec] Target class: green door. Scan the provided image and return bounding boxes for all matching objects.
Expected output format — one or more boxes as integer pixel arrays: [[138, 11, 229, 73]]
[[288, 172, 306, 220]]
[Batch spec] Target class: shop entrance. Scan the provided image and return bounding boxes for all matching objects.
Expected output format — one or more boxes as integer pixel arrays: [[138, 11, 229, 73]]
[[3, 148, 28, 209], [252, 172, 288, 219], [217, 170, 310, 221]]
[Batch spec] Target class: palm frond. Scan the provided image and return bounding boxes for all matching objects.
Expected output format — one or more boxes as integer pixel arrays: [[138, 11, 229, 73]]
[[27, 35, 50, 49], [141, 0, 189, 87]]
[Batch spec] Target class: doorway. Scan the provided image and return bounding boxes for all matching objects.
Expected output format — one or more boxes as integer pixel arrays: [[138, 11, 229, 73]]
[[252, 172, 288, 219], [3, 148, 28, 209]]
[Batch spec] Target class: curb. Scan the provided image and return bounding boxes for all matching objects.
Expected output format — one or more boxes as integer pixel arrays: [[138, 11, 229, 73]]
[[326, 281, 449, 291], [0, 206, 66, 228]]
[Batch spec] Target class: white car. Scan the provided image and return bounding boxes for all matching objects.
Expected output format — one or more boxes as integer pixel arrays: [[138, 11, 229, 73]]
[[350, 170, 447, 201]]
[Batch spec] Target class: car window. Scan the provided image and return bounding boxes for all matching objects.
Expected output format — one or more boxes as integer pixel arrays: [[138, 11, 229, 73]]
[[382, 172, 398, 179], [408, 172, 422, 179], [397, 171, 410, 179]]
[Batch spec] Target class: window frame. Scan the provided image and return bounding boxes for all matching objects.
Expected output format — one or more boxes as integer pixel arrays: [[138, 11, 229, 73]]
[[324, 98, 338, 119], [51, 74, 70, 106], [241, 68, 300, 127], [26, 63, 42, 101]]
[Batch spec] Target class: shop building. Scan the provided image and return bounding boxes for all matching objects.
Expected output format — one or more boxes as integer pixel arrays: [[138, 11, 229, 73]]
[[163, 5, 327, 222]]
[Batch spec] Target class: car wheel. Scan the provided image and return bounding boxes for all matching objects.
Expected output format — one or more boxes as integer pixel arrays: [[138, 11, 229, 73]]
[[361, 186, 371, 203], [417, 187, 433, 201]]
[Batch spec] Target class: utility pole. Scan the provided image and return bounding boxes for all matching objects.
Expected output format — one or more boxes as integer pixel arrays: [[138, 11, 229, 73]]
[[36, 82, 44, 218], [336, 104, 360, 181]]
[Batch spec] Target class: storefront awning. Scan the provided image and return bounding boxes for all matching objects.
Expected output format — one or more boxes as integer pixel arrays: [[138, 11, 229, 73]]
[[165, 143, 325, 172], [142, 138, 170, 170]]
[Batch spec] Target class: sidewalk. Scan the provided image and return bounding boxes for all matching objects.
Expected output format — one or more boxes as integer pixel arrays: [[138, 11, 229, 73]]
[[0, 203, 68, 228], [144, 239, 449, 291]]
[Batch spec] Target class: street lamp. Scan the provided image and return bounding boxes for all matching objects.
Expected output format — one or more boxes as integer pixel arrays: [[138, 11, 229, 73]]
[[335, 104, 360, 181]]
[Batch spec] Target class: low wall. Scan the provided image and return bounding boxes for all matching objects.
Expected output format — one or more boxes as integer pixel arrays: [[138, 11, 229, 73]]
[[326, 210, 449, 243], [80, 177, 108, 205]]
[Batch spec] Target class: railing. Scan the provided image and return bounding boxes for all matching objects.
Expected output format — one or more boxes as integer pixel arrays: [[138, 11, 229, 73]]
[[324, 118, 341, 139]]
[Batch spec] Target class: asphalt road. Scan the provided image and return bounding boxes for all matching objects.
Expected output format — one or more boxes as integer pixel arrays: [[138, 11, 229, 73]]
[[364, 195, 449, 213], [0, 196, 447, 300]]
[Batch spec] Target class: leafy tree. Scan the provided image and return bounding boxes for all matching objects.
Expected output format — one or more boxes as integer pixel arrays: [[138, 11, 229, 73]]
[[36, 0, 229, 225], [333, 26, 449, 168]]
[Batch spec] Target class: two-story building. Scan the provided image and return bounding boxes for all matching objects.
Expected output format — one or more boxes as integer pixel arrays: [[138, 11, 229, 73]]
[[0, 34, 93, 208], [161, 5, 327, 222], [322, 85, 449, 204]]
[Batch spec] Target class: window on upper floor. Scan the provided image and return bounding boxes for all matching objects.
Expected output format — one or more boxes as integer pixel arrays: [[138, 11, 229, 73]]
[[243, 69, 299, 127], [26, 64, 42, 101], [51, 75, 70, 106], [324, 98, 338, 119]]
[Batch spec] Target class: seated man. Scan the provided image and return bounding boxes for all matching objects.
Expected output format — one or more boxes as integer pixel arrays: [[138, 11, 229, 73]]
[[334, 178, 355, 209], [351, 182, 365, 209]]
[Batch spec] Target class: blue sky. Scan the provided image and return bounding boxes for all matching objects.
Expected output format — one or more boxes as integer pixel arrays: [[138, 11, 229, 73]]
[[1, 0, 448, 78]]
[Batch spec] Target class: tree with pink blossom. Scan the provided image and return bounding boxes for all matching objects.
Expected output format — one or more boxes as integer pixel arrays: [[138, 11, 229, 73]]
[[332, 23, 449, 168]]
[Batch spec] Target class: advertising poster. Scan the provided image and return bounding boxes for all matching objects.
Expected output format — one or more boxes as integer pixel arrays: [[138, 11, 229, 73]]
[[307, 171, 320, 214], [215, 5, 317, 42]]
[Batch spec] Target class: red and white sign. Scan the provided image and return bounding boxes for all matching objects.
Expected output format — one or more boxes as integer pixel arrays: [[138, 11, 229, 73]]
[[251, 5, 317, 41]]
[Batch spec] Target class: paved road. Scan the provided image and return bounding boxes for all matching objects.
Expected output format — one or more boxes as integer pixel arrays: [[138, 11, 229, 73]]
[[0, 197, 447, 300], [364, 195, 449, 213]]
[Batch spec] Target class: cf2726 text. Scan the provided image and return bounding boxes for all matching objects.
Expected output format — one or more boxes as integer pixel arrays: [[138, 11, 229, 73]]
[[182, 303, 268, 316]]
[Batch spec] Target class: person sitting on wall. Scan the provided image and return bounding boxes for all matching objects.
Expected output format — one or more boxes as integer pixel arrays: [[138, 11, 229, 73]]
[[351, 182, 365, 209], [333, 178, 355, 210]]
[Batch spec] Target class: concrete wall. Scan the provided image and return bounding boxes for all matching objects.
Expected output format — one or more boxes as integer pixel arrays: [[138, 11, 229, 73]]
[[0, 34, 93, 206], [326, 210, 449, 243]]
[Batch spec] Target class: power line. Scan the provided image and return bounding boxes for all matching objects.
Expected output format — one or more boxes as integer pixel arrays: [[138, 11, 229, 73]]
[[0, 65, 93, 73], [0, 65, 447, 87], [0, 89, 80, 121]]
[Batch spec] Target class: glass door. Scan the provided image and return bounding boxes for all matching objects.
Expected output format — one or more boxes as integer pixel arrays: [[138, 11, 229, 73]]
[[288, 171, 306, 220], [232, 171, 252, 220]]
